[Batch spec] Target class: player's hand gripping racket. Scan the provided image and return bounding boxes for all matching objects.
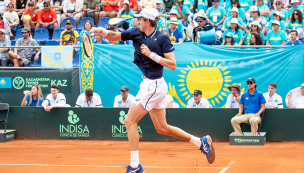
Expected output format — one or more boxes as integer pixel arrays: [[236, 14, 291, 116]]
[[82, 33, 93, 57]]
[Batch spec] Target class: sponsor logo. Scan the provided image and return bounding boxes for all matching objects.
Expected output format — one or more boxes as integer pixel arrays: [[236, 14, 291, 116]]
[[59, 110, 89, 138], [234, 138, 259, 143], [6, 134, 14, 139], [112, 111, 142, 138], [12, 76, 68, 89], [203, 143, 208, 153], [13, 76, 25, 89], [0, 77, 11, 88]]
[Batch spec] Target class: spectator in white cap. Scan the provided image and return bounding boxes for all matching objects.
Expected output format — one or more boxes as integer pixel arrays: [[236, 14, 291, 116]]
[[192, 10, 213, 42], [244, 21, 265, 45], [222, 18, 244, 45], [222, 7, 246, 31], [268, 11, 286, 32], [285, 30, 303, 45], [116, 0, 135, 30], [286, 9, 304, 40], [288, 0, 304, 18], [221, 32, 238, 45], [0, 29, 11, 67], [168, 17, 183, 43], [263, 83, 283, 108], [286, 83, 304, 108], [139, 0, 156, 10], [266, 20, 287, 45], [166, 9, 184, 32], [225, 83, 243, 108], [255, 0, 270, 22], [271, 0, 288, 23], [206, 0, 226, 30], [246, 6, 267, 34], [227, 0, 246, 21]]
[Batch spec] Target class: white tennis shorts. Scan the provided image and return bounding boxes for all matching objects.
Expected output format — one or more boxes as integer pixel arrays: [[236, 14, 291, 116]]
[[133, 77, 167, 111]]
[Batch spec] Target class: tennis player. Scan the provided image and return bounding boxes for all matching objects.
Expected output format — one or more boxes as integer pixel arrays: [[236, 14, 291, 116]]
[[90, 8, 215, 173]]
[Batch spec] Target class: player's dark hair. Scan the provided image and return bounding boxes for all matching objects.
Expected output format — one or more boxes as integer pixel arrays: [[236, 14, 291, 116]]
[[85, 89, 93, 97], [51, 85, 59, 90], [268, 83, 277, 88], [143, 17, 159, 27]]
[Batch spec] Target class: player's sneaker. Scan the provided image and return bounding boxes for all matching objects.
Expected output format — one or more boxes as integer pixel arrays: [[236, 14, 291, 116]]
[[200, 135, 215, 164], [125, 164, 145, 173]]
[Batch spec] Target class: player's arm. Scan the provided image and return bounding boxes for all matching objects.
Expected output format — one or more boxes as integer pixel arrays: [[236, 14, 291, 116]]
[[90, 27, 122, 41]]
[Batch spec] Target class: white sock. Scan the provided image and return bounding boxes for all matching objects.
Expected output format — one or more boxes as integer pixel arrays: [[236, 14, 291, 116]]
[[130, 151, 139, 168], [190, 136, 201, 148]]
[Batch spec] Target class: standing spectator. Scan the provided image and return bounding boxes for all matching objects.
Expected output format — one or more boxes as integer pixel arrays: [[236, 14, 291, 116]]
[[36, 1, 58, 30], [244, 21, 265, 45], [263, 83, 283, 108], [116, 0, 135, 30], [227, 0, 246, 21], [0, 13, 10, 37], [13, 0, 28, 19], [99, 0, 118, 19], [3, 3, 19, 36], [288, 0, 304, 18], [139, 0, 156, 10], [249, 32, 264, 47], [286, 9, 304, 40], [287, 83, 304, 108], [193, 0, 204, 14], [163, 0, 176, 11], [268, 11, 286, 32], [285, 30, 303, 45], [187, 90, 211, 108], [0, 0, 10, 14], [118, 0, 138, 12], [42, 84, 67, 112], [82, 0, 99, 26], [8, 27, 40, 67], [192, 12, 213, 42], [231, 78, 266, 136], [171, 0, 190, 23], [0, 29, 10, 67], [255, 0, 270, 21], [113, 86, 134, 108], [266, 20, 287, 45], [225, 83, 243, 108], [238, 0, 252, 13], [246, 6, 267, 34], [36, 0, 45, 10], [222, 7, 246, 31], [21, 84, 44, 107], [60, 20, 79, 45], [221, 32, 238, 45], [21, 2, 39, 31], [222, 18, 244, 45], [53, 0, 64, 28], [270, 0, 288, 23], [168, 17, 183, 43], [75, 89, 102, 107], [61, 0, 83, 28], [206, 0, 226, 30]]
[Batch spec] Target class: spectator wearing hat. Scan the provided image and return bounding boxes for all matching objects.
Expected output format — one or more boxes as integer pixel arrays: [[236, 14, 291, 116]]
[[268, 11, 286, 32], [118, 0, 138, 12], [0, 29, 11, 67], [3, 3, 19, 36], [222, 18, 244, 45], [187, 90, 211, 108], [288, 0, 304, 18], [225, 83, 243, 108], [171, 0, 190, 23], [156, 0, 166, 17], [227, 0, 246, 21], [61, 0, 83, 27], [36, 1, 58, 30], [139, 0, 156, 10], [114, 86, 134, 108], [285, 30, 303, 45], [8, 27, 40, 67], [206, 0, 226, 30], [246, 6, 267, 34], [255, 0, 270, 22], [231, 78, 266, 136], [163, 0, 176, 11], [165, 9, 184, 32], [286, 9, 304, 40], [238, 0, 253, 13], [116, 0, 135, 30], [287, 83, 304, 108], [0, 13, 10, 37], [76, 89, 102, 107], [21, 2, 39, 31], [221, 32, 238, 45], [60, 20, 79, 45], [270, 0, 288, 23], [192, 11, 213, 42], [82, 0, 99, 26], [272, 0, 289, 10], [266, 20, 287, 45], [244, 21, 265, 45], [222, 7, 245, 31], [263, 83, 283, 108], [168, 17, 183, 43]]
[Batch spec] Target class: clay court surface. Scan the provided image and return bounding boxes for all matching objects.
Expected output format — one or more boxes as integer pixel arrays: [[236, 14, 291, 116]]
[[0, 140, 303, 173]]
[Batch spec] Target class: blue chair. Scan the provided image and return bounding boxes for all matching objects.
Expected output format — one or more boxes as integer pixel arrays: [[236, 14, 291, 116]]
[[14, 29, 23, 41], [75, 28, 83, 34], [34, 29, 49, 43], [11, 24, 20, 33], [79, 17, 95, 29], [31, 54, 41, 67], [61, 18, 77, 29], [126, 40, 133, 45], [45, 40, 59, 46], [52, 28, 64, 41], [98, 17, 110, 28], [11, 40, 16, 46], [73, 52, 79, 67]]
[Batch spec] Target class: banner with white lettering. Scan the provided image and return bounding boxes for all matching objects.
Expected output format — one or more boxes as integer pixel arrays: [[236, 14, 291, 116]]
[[41, 46, 73, 69]]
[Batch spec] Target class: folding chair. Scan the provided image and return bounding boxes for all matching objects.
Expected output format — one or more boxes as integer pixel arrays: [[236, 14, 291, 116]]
[[0, 103, 9, 132], [98, 17, 110, 28], [61, 18, 77, 29], [79, 17, 95, 29], [240, 111, 265, 135]]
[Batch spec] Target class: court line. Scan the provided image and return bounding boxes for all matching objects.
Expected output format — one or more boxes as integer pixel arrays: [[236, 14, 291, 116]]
[[79, 158, 209, 161], [0, 163, 224, 169], [219, 161, 235, 173]]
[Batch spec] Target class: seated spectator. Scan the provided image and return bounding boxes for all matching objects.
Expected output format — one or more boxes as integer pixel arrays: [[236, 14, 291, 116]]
[[225, 83, 242, 108], [288, 0, 304, 19], [244, 22, 265, 45], [21, 2, 39, 31], [171, 0, 190, 23], [0, 0, 10, 14], [127, 17, 140, 31], [42, 85, 66, 112], [246, 6, 267, 34], [99, 0, 118, 19], [165, 95, 174, 108], [156, 0, 166, 17], [82, 0, 99, 26], [231, 78, 266, 136], [192, 12, 213, 42], [0, 13, 10, 37], [36, 0, 53, 10], [268, 11, 286, 32], [222, 7, 245, 31], [187, 90, 210, 108], [168, 17, 183, 43], [12, 0, 28, 20], [93, 32, 109, 44], [238, 0, 252, 13], [139, 0, 156, 10], [287, 83, 304, 108], [286, 9, 304, 40], [192, 0, 203, 14], [60, 20, 79, 45], [270, 0, 288, 23], [183, 0, 195, 13], [227, 0, 246, 21], [36, 2, 58, 30], [116, 0, 135, 30], [206, 0, 226, 30], [266, 20, 287, 45], [263, 83, 283, 108], [255, 0, 270, 22], [75, 88, 102, 107], [0, 29, 11, 67], [273, 0, 289, 10], [118, 0, 138, 12], [249, 32, 264, 47], [79, 20, 95, 43], [21, 84, 44, 107], [113, 86, 134, 107], [222, 18, 244, 45], [61, 0, 83, 28], [166, 9, 184, 32], [221, 32, 238, 45], [53, 0, 64, 28], [8, 27, 40, 67], [285, 30, 303, 45], [3, 3, 19, 36], [163, 0, 176, 12]]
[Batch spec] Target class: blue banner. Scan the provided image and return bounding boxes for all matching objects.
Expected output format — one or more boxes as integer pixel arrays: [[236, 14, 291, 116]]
[[80, 43, 304, 108], [41, 46, 73, 69]]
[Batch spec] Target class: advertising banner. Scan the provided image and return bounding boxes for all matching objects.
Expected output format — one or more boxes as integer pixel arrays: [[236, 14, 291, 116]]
[[41, 46, 73, 69]]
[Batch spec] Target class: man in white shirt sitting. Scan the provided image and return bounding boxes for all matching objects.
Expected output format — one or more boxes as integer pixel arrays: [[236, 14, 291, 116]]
[[75, 88, 102, 107], [225, 83, 242, 108], [113, 86, 134, 108], [187, 90, 210, 108], [287, 83, 304, 108], [42, 85, 66, 112], [263, 83, 283, 108]]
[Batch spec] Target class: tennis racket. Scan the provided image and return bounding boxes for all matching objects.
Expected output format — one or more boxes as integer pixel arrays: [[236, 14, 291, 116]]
[[82, 33, 93, 58]]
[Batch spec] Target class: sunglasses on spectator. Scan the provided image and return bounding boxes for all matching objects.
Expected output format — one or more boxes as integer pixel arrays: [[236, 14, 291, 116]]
[[294, 13, 298, 15], [8, 6, 13, 8], [225, 36, 232, 38], [276, 3, 281, 5], [232, 2, 237, 4], [251, 25, 257, 27], [247, 82, 253, 85], [44, 5, 49, 7], [66, 23, 71, 25]]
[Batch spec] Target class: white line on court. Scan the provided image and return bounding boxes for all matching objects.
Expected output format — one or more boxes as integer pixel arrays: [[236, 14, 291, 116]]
[[219, 161, 235, 173], [79, 158, 209, 162], [0, 163, 224, 169]]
